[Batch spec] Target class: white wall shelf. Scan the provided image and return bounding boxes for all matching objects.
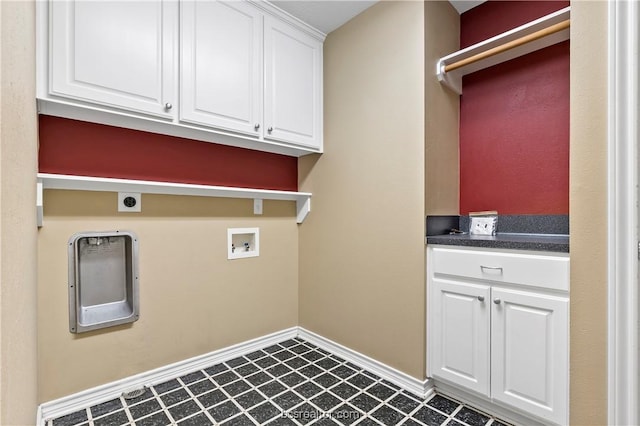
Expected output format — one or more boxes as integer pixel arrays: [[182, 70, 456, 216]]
[[36, 173, 311, 226], [437, 6, 570, 94]]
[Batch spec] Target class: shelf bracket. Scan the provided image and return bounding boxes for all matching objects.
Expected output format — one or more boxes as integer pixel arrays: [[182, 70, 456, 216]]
[[296, 196, 311, 224], [37, 179, 43, 228]]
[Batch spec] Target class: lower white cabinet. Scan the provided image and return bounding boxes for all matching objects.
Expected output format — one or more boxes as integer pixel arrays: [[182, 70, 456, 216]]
[[428, 245, 569, 425]]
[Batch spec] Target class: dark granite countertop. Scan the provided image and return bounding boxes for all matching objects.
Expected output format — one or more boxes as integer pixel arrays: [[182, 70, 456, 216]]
[[426, 233, 569, 253]]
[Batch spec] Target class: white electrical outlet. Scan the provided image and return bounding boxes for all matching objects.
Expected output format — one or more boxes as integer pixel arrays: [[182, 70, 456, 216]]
[[254, 199, 263, 215], [118, 192, 142, 212]]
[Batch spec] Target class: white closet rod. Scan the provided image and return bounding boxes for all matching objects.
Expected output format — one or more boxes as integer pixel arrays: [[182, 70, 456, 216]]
[[444, 19, 570, 73]]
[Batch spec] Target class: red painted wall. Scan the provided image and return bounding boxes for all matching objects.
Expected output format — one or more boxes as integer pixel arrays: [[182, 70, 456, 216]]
[[459, 1, 569, 215], [38, 116, 298, 191]]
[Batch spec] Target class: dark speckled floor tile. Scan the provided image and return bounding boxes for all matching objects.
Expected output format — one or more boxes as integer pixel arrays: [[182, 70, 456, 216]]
[[331, 365, 357, 380], [223, 379, 252, 396], [255, 356, 279, 369], [179, 371, 205, 384], [52, 410, 88, 426], [187, 378, 215, 396], [313, 372, 341, 388], [289, 344, 312, 354], [259, 380, 287, 398], [387, 393, 421, 414], [93, 410, 129, 426], [366, 383, 397, 401], [315, 357, 339, 370], [197, 389, 228, 408], [287, 402, 320, 425], [426, 394, 460, 415], [177, 412, 213, 425], [134, 411, 171, 426], [226, 356, 250, 368], [412, 406, 448, 426], [312, 418, 341, 426], [273, 390, 304, 410], [331, 404, 362, 425], [153, 379, 181, 395], [222, 413, 255, 425], [159, 388, 190, 407], [49, 338, 515, 426], [311, 392, 342, 411], [268, 417, 298, 426], [352, 393, 383, 414], [355, 419, 381, 426], [454, 407, 491, 426], [371, 405, 406, 425], [285, 356, 310, 369], [329, 382, 360, 399], [204, 363, 228, 376], [167, 400, 201, 422], [212, 371, 240, 386], [235, 389, 265, 409], [248, 401, 281, 423], [347, 374, 375, 389], [294, 381, 323, 398], [90, 398, 123, 418], [129, 398, 163, 419], [299, 364, 323, 378], [208, 400, 241, 423], [280, 371, 306, 387], [245, 350, 267, 360]]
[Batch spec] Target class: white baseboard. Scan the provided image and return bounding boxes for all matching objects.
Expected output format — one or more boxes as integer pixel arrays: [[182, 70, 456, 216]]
[[297, 327, 432, 398], [38, 327, 298, 423], [38, 326, 434, 425]]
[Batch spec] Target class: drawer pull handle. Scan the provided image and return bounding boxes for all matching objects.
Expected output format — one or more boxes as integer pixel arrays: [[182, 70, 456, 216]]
[[477, 296, 485, 302], [480, 265, 503, 273]]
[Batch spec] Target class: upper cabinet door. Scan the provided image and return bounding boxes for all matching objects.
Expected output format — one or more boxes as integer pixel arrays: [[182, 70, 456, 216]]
[[264, 16, 322, 149], [49, 0, 177, 119], [180, 1, 262, 136], [491, 288, 569, 425]]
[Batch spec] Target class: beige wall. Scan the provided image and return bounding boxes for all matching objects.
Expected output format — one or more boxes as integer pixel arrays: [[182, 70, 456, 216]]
[[38, 191, 298, 401], [425, 1, 460, 215], [0, 0, 39, 424], [299, 1, 428, 379], [569, 1, 608, 424]]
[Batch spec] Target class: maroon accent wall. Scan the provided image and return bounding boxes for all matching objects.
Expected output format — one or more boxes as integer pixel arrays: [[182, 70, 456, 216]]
[[459, 1, 569, 215], [38, 116, 298, 191]]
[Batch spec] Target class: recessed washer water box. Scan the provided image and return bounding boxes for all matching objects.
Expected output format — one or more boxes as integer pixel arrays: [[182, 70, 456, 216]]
[[68, 231, 139, 333]]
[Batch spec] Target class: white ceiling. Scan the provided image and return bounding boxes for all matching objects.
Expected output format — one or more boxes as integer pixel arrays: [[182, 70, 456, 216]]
[[272, 1, 487, 35], [449, 0, 487, 14], [271, 1, 378, 35]]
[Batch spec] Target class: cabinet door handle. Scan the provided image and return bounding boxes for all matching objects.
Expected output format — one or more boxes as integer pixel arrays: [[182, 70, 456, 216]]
[[480, 265, 503, 273], [477, 296, 485, 302], [254, 123, 260, 131], [268, 127, 273, 133], [164, 102, 173, 111], [493, 298, 501, 305]]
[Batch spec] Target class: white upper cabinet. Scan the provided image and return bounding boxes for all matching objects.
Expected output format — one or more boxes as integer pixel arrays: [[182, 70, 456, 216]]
[[180, 1, 262, 136], [38, 0, 325, 157], [49, 0, 177, 119], [264, 16, 323, 149]]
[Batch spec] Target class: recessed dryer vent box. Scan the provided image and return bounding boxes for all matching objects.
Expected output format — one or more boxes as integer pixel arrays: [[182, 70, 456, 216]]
[[68, 231, 139, 333], [228, 228, 259, 260]]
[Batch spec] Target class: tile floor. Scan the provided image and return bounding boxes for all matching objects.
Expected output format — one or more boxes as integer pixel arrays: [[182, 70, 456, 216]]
[[47, 338, 509, 426]]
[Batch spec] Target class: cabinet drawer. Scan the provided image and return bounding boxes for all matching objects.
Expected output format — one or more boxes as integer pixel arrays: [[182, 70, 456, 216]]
[[430, 247, 569, 291]]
